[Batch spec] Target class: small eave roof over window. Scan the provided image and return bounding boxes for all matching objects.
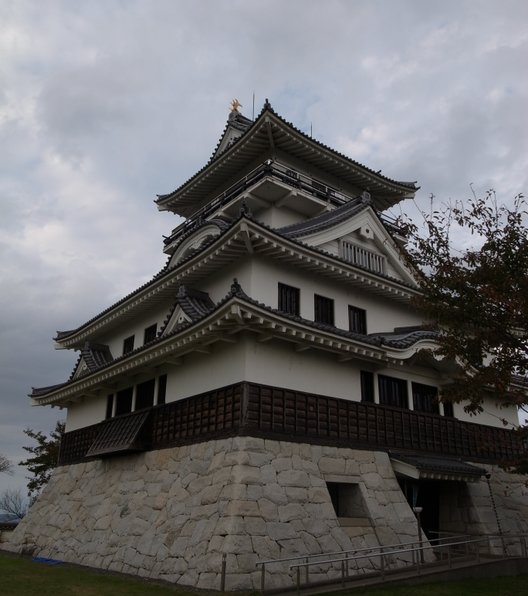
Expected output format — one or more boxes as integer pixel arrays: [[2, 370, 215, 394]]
[[390, 453, 486, 483], [156, 101, 418, 217]]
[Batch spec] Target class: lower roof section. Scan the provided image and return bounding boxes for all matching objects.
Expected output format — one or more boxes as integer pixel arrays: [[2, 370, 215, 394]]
[[390, 453, 486, 483]]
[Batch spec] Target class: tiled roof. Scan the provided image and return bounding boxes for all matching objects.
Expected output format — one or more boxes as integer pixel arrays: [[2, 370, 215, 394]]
[[164, 216, 231, 250], [228, 282, 435, 350], [158, 286, 215, 335], [278, 194, 370, 238], [176, 286, 215, 320], [369, 329, 438, 349], [32, 280, 435, 399], [55, 213, 419, 345], [156, 101, 418, 208], [390, 453, 486, 478], [210, 110, 253, 161], [80, 342, 113, 371], [31, 382, 69, 397]]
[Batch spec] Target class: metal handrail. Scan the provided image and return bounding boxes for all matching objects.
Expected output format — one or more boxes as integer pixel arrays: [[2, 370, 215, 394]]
[[257, 533, 528, 593], [256, 532, 470, 567]]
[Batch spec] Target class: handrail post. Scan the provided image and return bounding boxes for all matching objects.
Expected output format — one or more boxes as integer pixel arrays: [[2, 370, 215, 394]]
[[296, 566, 300, 595], [341, 559, 345, 587], [221, 553, 226, 593], [305, 557, 309, 585], [448, 546, 452, 569], [380, 552, 385, 580], [260, 562, 265, 594]]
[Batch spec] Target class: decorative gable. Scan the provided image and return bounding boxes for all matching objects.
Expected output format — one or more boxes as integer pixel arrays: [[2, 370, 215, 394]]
[[279, 196, 417, 286], [70, 342, 113, 381], [160, 286, 215, 335]]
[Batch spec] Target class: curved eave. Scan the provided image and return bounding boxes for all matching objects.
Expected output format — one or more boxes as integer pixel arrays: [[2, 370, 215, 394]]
[[385, 340, 439, 364], [35, 295, 437, 407], [54, 217, 421, 350], [156, 108, 417, 217]]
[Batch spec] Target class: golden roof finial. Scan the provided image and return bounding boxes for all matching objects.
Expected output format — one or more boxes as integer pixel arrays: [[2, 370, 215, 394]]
[[230, 98, 242, 113]]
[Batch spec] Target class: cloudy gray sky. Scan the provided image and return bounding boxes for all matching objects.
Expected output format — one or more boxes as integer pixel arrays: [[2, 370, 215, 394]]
[[1, 0, 527, 496]]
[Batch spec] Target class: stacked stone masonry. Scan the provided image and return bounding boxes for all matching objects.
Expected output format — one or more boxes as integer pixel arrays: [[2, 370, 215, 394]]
[[3, 437, 528, 590]]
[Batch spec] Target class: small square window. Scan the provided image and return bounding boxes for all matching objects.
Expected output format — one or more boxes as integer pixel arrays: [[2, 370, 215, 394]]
[[123, 335, 135, 355], [349, 305, 367, 334], [144, 324, 157, 344], [278, 283, 300, 316], [314, 294, 334, 325]]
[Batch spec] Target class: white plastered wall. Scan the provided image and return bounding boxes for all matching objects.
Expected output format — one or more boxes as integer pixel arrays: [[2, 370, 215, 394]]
[[66, 394, 107, 431], [243, 256, 420, 334]]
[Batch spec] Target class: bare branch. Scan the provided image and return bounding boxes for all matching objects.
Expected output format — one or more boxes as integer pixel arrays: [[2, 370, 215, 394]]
[[0, 454, 13, 475], [0, 488, 27, 519]]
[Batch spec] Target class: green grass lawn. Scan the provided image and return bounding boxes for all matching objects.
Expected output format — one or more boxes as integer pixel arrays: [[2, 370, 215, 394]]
[[0, 552, 196, 596], [1, 552, 527, 595], [333, 575, 528, 596]]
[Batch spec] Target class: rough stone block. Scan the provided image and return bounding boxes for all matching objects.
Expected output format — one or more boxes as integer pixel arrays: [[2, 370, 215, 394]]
[[277, 470, 310, 488], [224, 499, 260, 517], [319, 457, 346, 474], [266, 522, 297, 541]]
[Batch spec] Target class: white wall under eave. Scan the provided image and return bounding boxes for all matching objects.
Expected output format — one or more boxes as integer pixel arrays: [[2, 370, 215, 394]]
[[246, 256, 420, 333], [452, 397, 519, 428], [95, 301, 174, 360], [253, 205, 303, 229], [196, 257, 253, 305], [65, 394, 107, 431], [244, 337, 362, 401], [164, 340, 248, 403]]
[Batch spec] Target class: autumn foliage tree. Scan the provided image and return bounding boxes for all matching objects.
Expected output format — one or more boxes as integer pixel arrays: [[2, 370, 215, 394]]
[[399, 191, 528, 423], [19, 420, 65, 500]]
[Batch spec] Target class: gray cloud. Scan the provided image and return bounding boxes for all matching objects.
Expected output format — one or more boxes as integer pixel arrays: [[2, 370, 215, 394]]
[[1, 0, 527, 495]]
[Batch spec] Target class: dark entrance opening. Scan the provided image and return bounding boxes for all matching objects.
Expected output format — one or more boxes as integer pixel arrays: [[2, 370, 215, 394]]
[[398, 477, 441, 540]]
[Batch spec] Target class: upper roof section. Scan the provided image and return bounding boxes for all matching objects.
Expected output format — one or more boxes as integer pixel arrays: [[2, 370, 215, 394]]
[[156, 101, 418, 218]]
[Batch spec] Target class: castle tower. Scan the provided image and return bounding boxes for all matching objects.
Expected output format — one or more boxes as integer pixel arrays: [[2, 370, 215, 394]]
[[4, 102, 526, 590]]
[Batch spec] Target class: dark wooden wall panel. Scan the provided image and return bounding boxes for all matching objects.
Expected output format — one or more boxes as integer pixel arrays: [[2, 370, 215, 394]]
[[59, 381, 524, 466]]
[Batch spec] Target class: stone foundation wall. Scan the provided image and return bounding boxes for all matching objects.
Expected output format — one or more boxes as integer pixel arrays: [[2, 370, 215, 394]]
[[438, 464, 528, 555], [3, 437, 419, 590]]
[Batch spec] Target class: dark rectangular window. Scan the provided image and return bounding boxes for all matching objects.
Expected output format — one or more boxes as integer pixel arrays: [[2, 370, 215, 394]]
[[278, 283, 300, 316], [136, 379, 155, 410], [443, 400, 454, 417], [349, 305, 367, 334], [105, 394, 114, 419], [123, 335, 135, 355], [314, 294, 334, 325], [378, 375, 408, 408], [412, 382, 439, 414], [143, 323, 157, 344], [360, 371, 374, 403], [115, 387, 133, 416], [157, 374, 167, 405]]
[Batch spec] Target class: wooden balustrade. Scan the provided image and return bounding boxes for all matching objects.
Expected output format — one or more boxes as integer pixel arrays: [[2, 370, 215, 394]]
[[58, 382, 523, 466]]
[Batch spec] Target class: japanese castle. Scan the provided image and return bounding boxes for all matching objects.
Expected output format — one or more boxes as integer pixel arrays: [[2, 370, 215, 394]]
[[4, 101, 527, 590]]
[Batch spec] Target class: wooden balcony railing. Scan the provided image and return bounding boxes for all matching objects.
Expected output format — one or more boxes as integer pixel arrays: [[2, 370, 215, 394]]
[[59, 382, 524, 466]]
